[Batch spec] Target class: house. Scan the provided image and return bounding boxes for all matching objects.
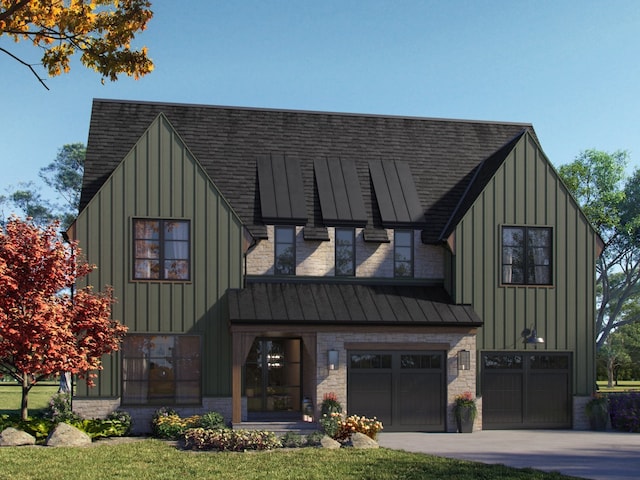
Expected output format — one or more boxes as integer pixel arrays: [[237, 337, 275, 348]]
[[68, 99, 601, 433]]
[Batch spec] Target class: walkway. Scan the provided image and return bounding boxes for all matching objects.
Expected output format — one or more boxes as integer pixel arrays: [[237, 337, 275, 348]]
[[377, 430, 640, 480]]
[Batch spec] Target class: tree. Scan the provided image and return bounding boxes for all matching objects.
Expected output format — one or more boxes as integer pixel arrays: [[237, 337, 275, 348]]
[[6, 182, 55, 225], [0, 0, 153, 89], [0, 217, 127, 419], [558, 149, 640, 349], [597, 332, 631, 387], [3, 143, 85, 228]]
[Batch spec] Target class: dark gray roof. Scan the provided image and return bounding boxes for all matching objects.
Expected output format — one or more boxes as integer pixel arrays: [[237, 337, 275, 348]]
[[82, 99, 534, 242], [228, 282, 482, 327]]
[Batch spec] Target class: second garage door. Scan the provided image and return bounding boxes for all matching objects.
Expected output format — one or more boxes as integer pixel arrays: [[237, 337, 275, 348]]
[[347, 350, 446, 432]]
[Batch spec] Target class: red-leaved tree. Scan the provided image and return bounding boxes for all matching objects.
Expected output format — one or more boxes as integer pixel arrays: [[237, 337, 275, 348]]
[[0, 217, 127, 419]]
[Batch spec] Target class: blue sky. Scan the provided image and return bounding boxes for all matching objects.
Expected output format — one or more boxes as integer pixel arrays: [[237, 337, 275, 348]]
[[1, 1, 639, 203]]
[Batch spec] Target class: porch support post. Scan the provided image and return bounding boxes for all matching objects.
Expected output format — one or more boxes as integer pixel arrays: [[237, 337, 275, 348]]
[[231, 332, 256, 425]]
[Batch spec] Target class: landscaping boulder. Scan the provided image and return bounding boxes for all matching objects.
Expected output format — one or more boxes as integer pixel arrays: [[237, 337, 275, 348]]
[[320, 435, 341, 449], [0, 427, 36, 446], [45, 423, 91, 447], [350, 432, 379, 449]]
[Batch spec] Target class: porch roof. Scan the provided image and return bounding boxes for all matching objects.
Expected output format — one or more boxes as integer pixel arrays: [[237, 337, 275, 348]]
[[227, 282, 482, 327]]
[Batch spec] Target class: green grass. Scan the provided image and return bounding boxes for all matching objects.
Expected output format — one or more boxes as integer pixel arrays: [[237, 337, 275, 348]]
[[0, 439, 578, 480], [0, 383, 58, 415], [596, 380, 640, 393]]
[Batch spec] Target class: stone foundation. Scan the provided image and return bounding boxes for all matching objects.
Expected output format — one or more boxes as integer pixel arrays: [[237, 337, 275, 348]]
[[73, 397, 243, 435], [573, 395, 593, 430]]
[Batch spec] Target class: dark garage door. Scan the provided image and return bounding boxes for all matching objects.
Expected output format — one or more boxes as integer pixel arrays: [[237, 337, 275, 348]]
[[347, 350, 445, 432], [482, 352, 572, 429]]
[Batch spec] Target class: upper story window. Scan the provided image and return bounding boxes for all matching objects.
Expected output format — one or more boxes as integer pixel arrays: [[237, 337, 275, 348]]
[[335, 228, 355, 276], [502, 226, 552, 285], [133, 219, 190, 281], [274, 226, 296, 275], [394, 230, 413, 277]]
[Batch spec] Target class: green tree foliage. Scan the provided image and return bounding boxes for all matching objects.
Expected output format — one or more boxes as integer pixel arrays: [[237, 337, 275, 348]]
[[558, 149, 640, 349], [2, 143, 85, 229]]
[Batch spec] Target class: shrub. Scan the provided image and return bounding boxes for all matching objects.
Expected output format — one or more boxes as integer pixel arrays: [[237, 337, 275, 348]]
[[319, 412, 342, 438], [184, 428, 281, 451], [609, 392, 640, 432], [199, 411, 225, 430], [44, 393, 82, 424], [151, 409, 227, 439], [72, 418, 130, 439], [152, 413, 200, 440], [305, 430, 324, 446], [16, 417, 54, 442], [280, 431, 305, 448], [334, 414, 383, 441], [106, 410, 132, 435], [320, 412, 383, 442]]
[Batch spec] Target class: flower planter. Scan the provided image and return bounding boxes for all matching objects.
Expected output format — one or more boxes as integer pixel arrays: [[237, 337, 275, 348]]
[[589, 411, 608, 431], [455, 405, 475, 433]]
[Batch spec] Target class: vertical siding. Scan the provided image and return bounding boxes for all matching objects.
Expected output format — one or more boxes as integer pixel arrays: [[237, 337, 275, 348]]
[[74, 114, 244, 398], [453, 133, 596, 395]]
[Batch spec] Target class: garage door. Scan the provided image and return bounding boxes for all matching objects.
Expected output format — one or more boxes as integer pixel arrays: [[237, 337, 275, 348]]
[[347, 350, 445, 432], [481, 352, 572, 429]]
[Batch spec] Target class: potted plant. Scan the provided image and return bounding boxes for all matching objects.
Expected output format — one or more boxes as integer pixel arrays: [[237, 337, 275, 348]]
[[320, 392, 343, 416], [585, 393, 608, 431], [453, 391, 477, 433]]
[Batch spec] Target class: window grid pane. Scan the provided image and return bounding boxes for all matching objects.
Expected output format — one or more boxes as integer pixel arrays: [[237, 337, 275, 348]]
[[394, 230, 413, 278], [335, 228, 355, 276], [122, 335, 201, 406], [275, 226, 296, 275], [502, 226, 552, 286], [133, 219, 190, 281]]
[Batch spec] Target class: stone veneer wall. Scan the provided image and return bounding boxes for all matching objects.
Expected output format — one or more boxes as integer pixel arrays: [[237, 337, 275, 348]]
[[73, 397, 243, 435], [247, 226, 445, 279], [315, 331, 480, 433], [573, 395, 593, 430]]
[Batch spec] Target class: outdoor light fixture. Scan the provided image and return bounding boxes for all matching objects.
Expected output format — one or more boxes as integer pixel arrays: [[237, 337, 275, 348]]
[[457, 350, 471, 371], [328, 349, 339, 371], [522, 327, 545, 345]]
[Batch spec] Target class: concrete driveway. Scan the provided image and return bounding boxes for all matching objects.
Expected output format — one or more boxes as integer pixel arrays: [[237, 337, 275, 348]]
[[377, 430, 640, 480]]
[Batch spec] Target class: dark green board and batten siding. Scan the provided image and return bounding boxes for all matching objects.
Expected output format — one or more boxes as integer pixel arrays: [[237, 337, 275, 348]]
[[73, 114, 244, 398], [450, 132, 597, 396]]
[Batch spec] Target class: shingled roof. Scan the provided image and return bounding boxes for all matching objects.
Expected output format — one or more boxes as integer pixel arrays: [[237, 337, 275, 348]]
[[82, 99, 535, 243]]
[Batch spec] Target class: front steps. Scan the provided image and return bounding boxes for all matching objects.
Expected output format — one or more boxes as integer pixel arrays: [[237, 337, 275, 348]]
[[233, 421, 320, 435]]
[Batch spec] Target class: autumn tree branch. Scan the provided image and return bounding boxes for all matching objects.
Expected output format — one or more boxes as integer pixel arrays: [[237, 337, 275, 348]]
[[0, 47, 49, 90], [0, 0, 31, 23]]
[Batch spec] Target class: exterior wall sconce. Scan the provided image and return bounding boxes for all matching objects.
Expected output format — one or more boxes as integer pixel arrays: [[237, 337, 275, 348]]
[[522, 327, 545, 345], [457, 350, 471, 371], [328, 349, 339, 371]]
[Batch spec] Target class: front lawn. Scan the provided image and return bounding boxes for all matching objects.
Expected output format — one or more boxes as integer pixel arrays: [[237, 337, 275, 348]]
[[597, 380, 640, 393], [0, 383, 58, 415], [0, 439, 578, 480]]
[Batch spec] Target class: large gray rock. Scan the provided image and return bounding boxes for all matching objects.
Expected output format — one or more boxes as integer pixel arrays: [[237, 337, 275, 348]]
[[351, 432, 379, 449], [0, 427, 36, 446], [320, 435, 341, 449], [45, 423, 91, 447]]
